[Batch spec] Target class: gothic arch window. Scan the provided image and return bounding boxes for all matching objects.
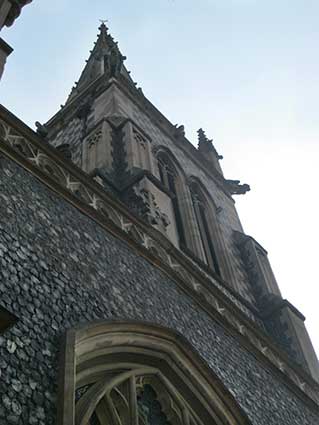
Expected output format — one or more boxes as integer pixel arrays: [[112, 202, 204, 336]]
[[157, 151, 186, 247], [59, 321, 250, 425], [189, 180, 221, 276]]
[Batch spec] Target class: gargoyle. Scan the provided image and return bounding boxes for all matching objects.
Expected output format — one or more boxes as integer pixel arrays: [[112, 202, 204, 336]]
[[35, 121, 48, 138], [225, 179, 250, 195], [174, 124, 185, 140]]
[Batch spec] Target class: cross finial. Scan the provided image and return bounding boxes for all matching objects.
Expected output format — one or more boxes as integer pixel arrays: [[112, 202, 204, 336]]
[[98, 19, 108, 34]]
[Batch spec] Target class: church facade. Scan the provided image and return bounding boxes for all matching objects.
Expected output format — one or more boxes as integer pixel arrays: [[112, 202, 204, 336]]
[[0, 5, 319, 425]]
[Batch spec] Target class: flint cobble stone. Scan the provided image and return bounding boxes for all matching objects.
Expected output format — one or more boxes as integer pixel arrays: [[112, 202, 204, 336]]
[[0, 158, 318, 424]]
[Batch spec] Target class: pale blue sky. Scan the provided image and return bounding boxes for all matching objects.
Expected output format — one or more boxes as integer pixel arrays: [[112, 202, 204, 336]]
[[1, 1, 318, 355]]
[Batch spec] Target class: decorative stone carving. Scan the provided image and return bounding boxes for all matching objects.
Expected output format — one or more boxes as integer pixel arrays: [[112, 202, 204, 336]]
[[35, 121, 48, 138], [174, 124, 185, 140], [86, 128, 102, 170], [83, 120, 113, 174], [132, 128, 153, 172], [76, 367, 199, 425], [197, 128, 223, 160], [196, 129, 224, 175], [104, 45, 126, 77], [225, 179, 250, 195], [120, 184, 150, 223], [88, 129, 102, 149], [107, 114, 127, 129], [138, 187, 170, 228]]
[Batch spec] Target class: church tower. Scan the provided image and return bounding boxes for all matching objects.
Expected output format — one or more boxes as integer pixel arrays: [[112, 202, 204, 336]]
[[0, 21, 318, 424]]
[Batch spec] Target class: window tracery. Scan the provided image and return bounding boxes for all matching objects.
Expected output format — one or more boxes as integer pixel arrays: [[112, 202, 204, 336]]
[[59, 321, 251, 425], [134, 129, 149, 170], [76, 366, 200, 425], [87, 129, 102, 170]]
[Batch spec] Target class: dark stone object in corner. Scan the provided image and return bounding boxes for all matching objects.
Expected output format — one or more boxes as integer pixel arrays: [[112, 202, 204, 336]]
[[0, 305, 17, 334]]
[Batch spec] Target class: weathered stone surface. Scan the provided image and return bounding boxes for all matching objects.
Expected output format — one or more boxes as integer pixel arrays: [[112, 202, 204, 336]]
[[0, 157, 318, 424]]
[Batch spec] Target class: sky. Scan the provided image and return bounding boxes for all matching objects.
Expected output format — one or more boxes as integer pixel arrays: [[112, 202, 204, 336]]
[[1, 1, 318, 356]]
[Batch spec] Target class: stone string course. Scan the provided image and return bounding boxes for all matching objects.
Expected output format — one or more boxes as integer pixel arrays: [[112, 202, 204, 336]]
[[0, 117, 318, 424], [0, 118, 260, 322]]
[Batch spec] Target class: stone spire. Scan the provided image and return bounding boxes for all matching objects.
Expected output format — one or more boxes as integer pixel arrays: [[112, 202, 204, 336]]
[[66, 22, 132, 104]]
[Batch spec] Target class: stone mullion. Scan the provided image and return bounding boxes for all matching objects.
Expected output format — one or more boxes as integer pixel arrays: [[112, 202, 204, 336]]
[[95, 397, 114, 424], [193, 198, 212, 267], [216, 232, 240, 291], [205, 203, 239, 290], [129, 376, 139, 425], [182, 408, 191, 425], [106, 393, 123, 425], [146, 139, 155, 175], [123, 121, 135, 170]]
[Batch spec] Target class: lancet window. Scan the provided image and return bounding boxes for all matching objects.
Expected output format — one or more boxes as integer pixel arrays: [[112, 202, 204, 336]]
[[157, 153, 186, 247], [190, 181, 221, 275]]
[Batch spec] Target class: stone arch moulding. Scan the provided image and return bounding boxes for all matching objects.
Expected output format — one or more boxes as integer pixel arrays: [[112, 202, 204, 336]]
[[187, 176, 220, 212], [152, 145, 187, 181], [58, 320, 251, 425], [153, 145, 206, 258], [188, 175, 239, 290]]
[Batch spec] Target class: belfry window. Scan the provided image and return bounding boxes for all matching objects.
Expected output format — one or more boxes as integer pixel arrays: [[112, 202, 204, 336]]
[[157, 153, 186, 247], [190, 182, 221, 275]]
